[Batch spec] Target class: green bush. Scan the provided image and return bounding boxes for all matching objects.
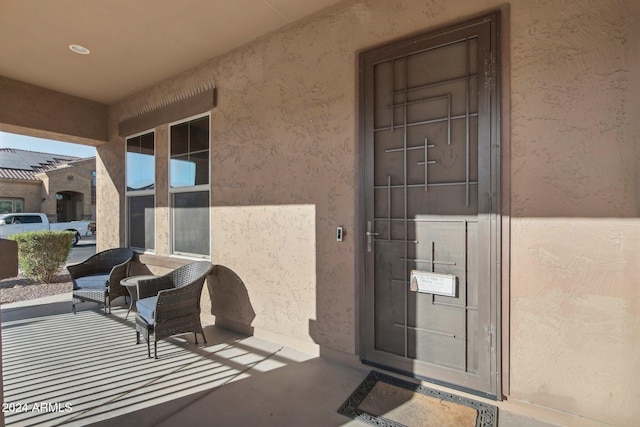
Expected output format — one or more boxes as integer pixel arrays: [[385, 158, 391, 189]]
[[10, 231, 75, 283]]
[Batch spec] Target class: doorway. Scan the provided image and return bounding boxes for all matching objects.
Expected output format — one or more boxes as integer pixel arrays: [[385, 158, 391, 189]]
[[360, 13, 501, 398], [56, 191, 83, 222]]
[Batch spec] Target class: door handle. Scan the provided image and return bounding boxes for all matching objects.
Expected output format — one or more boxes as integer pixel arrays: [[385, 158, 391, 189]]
[[366, 221, 379, 253]]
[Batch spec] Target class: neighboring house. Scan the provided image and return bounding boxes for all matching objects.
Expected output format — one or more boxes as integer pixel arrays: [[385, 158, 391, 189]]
[[0, 148, 95, 221], [0, 1, 638, 426]]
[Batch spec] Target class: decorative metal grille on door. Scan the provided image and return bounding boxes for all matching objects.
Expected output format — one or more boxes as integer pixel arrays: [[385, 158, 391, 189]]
[[362, 15, 500, 397]]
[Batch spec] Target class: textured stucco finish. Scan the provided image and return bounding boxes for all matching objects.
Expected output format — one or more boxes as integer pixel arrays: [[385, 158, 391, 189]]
[[0, 159, 94, 220], [508, 2, 639, 426], [38, 159, 94, 220], [91, 0, 638, 425], [0, 180, 41, 212], [0, 76, 108, 144], [511, 219, 639, 424], [96, 139, 126, 249], [210, 205, 318, 350]]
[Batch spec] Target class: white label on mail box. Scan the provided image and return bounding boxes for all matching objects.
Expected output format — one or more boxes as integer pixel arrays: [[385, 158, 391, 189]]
[[410, 270, 457, 297]]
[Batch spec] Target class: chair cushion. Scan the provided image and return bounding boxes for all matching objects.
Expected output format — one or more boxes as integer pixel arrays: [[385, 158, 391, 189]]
[[72, 274, 110, 290], [136, 296, 158, 323]]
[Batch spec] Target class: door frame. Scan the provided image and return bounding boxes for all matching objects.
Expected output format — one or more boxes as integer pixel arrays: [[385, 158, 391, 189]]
[[355, 9, 509, 399]]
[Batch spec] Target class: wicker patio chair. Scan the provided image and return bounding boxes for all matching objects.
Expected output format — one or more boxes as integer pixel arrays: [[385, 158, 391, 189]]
[[135, 261, 213, 358], [69, 248, 134, 315]]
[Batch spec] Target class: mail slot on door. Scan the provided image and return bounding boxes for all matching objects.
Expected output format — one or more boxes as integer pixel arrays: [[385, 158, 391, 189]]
[[409, 270, 458, 297]]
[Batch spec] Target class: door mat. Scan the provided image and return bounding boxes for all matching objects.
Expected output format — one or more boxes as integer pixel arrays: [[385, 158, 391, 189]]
[[338, 371, 497, 427]]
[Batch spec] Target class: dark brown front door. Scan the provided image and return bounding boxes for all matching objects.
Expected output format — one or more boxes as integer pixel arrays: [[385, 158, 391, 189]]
[[361, 14, 501, 397]]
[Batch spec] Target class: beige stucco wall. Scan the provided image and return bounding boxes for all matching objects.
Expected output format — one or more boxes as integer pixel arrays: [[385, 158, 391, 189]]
[[38, 159, 94, 220], [0, 160, 94, 220], [0, 76, 108, 145], [97, 0, 639, 425], [96, 136, 125, 247], [0, 179, 41, 212], [508, 2, 639, 424]]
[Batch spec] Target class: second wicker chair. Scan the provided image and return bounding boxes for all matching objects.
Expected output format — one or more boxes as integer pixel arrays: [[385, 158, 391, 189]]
[[135, 261, 213, 358]]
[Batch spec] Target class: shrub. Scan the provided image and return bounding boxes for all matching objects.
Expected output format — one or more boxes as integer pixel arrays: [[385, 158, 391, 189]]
[[10, 231, 75, 283]]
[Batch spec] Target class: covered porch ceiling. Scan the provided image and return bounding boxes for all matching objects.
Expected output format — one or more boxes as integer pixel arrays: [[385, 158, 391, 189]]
[[0, 0, 347, 105]]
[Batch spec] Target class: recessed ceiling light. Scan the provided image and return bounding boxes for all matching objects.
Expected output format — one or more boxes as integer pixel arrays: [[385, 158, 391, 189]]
[[69, 44, 90, 55]]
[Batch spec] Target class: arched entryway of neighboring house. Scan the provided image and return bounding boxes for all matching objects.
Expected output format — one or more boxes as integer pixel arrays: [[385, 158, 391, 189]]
[[56, 191, 84, 222]]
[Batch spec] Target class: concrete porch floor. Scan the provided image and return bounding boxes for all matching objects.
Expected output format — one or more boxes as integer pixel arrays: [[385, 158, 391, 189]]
[[1, 294, 566, 427]]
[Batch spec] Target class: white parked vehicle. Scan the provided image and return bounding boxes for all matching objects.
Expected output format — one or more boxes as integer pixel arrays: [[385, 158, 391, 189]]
[[0, 213, 93, 246]]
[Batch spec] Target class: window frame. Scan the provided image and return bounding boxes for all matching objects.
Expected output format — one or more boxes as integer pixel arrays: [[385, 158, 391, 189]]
[[125, 129, 156, 253], [168, 113, 211, 259], [0, 199, 24, 214]]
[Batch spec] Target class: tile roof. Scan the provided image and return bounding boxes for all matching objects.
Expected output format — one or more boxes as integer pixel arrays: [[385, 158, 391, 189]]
[[0, 148, 80, 181]]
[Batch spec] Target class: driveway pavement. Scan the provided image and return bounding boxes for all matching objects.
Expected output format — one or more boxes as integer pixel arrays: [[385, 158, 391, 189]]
[[66, 236, 96, 265]]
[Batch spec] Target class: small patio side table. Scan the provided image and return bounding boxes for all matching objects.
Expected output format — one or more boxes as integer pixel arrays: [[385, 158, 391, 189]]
[[121, 275, 156, 319]]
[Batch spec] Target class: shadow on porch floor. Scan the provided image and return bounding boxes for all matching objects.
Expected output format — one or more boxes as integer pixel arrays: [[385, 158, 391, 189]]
[[1, 293, 370, 427], [1, 294, 559, 427]]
